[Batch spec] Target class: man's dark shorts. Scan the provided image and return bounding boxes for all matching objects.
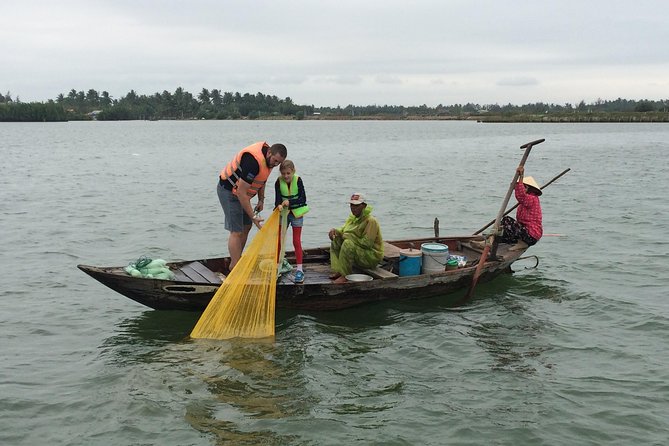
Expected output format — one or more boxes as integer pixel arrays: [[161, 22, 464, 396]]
[[217, 182, 251, 232]]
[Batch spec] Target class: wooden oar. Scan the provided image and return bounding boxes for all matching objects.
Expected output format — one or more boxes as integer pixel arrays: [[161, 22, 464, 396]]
[[465, 138, 545, 299], [473, 167, 570, 235]]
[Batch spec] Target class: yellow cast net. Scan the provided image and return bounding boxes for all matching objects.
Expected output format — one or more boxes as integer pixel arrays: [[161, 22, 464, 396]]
[[191, 208, 285, 340]]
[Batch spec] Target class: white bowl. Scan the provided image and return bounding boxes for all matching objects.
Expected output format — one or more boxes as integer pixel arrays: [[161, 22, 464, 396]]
[[345, 274, 373, 282]]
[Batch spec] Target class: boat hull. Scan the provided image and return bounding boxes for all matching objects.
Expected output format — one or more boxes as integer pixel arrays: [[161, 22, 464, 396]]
[[78, 237, 525, 311]]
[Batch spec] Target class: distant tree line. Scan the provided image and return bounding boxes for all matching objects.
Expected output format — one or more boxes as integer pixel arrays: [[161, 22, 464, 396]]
[[0, 88, 310, 122], [319, 98, 668, 118], [1, 88, 667, 122]]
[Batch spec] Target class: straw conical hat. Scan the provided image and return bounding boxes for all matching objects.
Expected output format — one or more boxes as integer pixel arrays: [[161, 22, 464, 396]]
[[522, 176, 542, 195]]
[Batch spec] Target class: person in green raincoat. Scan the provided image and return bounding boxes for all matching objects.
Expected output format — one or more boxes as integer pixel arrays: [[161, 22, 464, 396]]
[[328, 192, 384, 283]]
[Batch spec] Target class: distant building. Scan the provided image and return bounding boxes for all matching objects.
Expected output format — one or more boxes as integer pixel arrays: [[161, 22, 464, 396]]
[[87, 110, 103, 120]]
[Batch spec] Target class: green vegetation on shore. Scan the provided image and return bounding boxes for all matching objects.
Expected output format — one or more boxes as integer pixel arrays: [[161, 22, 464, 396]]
[[1, 88, 667, 122]]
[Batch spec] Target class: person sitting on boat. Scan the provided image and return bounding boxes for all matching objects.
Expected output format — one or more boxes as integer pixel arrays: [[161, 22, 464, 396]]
[[328, 193, 384, 283], [217, 141, 287, 270], [498, 165, 543, 250]]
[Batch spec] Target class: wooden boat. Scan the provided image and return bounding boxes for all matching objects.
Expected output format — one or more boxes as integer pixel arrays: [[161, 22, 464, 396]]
[[79, 139, 557, 312], [77, 235, 531, 311]]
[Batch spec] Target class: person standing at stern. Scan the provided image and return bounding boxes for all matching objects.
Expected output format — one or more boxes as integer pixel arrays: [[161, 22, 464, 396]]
[[217, 141, 287, 270]]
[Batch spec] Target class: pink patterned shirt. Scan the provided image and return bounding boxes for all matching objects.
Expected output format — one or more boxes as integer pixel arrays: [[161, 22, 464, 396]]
[[514, 181, 543, 240]]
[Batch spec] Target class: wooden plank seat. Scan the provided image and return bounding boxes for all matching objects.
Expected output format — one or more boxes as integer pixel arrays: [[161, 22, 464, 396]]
[[383, 241, 402, 259], [361, 265, 399, 279], [173, 261, 222, 284]]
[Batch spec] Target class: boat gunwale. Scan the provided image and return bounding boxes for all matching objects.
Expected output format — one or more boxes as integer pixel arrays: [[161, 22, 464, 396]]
[[77, 235, 525, 311]]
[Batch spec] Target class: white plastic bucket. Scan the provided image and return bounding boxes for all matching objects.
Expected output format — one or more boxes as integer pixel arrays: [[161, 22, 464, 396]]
[[421, 242, 449, 274]]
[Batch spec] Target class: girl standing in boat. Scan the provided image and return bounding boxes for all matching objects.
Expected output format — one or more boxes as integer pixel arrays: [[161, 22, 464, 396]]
[[499, 165, 543, 249], [275, 160, 309, 283]]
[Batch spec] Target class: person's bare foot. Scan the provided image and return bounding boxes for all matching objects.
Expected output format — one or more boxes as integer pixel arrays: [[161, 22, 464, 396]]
[[333, 276, 348, 284], [329, 272, 341, 280]]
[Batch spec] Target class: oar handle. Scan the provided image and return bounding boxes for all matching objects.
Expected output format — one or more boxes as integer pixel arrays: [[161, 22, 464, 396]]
[[491, 142, 537, 233], [520, 138, 545, 149]]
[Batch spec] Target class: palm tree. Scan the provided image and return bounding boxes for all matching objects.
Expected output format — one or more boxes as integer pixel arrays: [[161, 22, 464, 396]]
[[211, 89, 222, 109], [198, 88, 211, 105], [86, 89, 100, 106], [100, 91, 112, 108]]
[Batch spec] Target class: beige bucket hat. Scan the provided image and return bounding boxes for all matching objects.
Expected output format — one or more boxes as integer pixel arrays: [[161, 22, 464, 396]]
[[349, 192, 366, 205], [522, 176, 542, 195]]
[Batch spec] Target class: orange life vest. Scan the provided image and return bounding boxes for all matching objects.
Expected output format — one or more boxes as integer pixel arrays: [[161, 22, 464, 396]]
[[219, 142, 270, 197]]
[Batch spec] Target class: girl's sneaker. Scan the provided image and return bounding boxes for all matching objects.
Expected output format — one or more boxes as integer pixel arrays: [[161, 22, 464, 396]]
[[294, 270, 304, 283]]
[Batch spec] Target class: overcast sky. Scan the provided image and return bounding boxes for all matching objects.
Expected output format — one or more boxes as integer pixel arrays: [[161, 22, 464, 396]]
[[3, 0, 668, 106]]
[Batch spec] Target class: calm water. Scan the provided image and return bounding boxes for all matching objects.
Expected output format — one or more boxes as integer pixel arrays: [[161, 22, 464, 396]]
[[1, 120, 668, 445]]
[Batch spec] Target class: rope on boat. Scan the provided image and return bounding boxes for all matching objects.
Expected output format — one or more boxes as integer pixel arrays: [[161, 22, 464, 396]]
[[515, 255, 539, 269]]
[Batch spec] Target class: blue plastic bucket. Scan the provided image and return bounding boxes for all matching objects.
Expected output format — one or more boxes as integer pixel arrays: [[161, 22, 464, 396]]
[[421, 242, 449, 274], [399, 248, 422, 276]]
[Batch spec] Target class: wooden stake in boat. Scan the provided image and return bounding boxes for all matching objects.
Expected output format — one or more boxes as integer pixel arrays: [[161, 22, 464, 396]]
[[465, 138, 545, 299]]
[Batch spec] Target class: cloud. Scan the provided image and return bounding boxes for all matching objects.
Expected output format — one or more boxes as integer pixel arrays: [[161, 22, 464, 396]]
[[375, 75, 403, 85], [3, 0, 669, 105], [321, 76, 365, 86], [496, 77, 540, 87]]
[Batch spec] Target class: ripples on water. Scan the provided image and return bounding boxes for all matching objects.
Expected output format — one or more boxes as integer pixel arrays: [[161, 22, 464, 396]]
[[1, 121, 668, 445]]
